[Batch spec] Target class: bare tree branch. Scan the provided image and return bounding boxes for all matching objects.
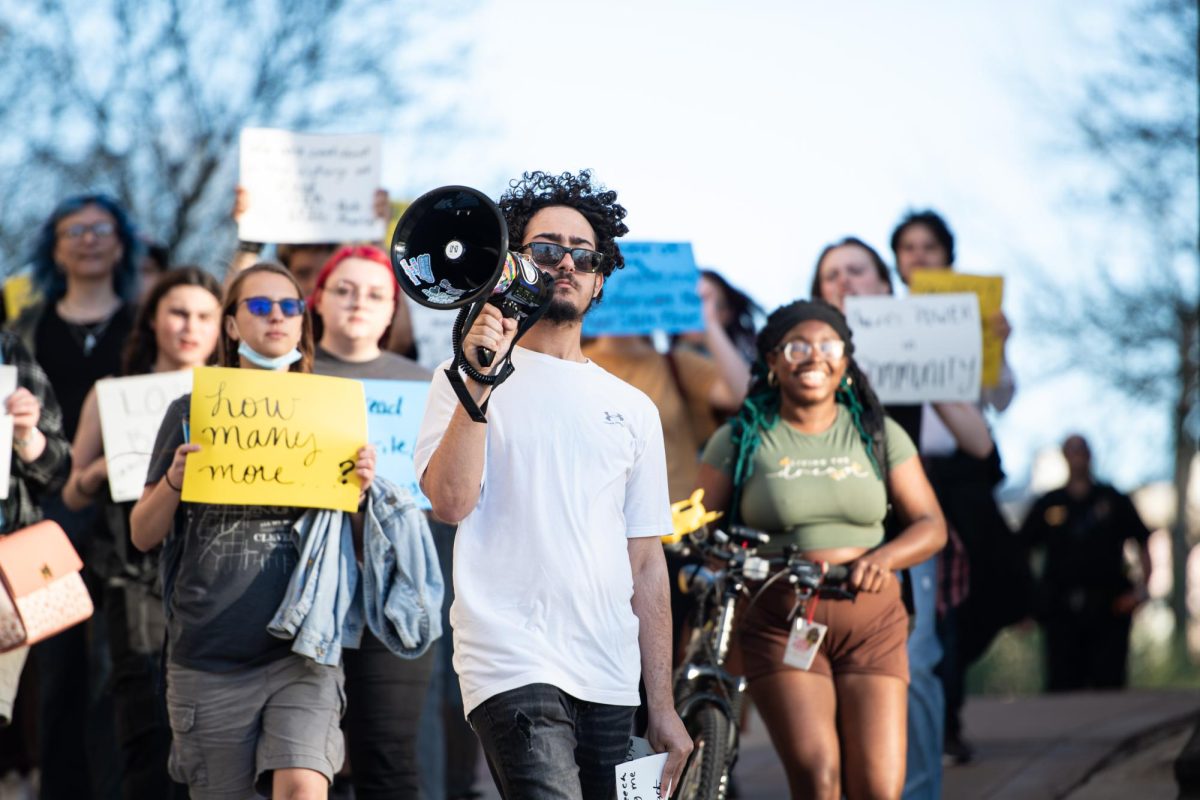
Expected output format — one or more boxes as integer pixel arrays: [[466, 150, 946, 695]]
[[0, 0, 465, 270]]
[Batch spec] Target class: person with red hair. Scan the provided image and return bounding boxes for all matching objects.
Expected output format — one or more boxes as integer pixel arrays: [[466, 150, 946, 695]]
[[309, 245, 450, 799]]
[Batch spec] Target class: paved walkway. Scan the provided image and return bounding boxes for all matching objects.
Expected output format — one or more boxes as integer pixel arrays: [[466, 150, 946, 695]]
[[473, 690, 1200, 799]]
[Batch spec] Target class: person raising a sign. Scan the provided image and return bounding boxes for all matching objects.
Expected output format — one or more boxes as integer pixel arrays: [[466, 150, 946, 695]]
[[695, 299, 946, 800], [63, 266, 222, 799], [130, 263, 376, 800], [889, 210, 1015, 413], [888, 211, 1029, 767], [415, 170, 693, 799]]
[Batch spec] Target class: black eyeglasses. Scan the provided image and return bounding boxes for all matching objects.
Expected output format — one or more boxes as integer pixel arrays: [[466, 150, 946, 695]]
[[775, 339, 846, 363], [60, 222, 116, 240], [241, 297, 306, 317], [519, 242, 606, 273]]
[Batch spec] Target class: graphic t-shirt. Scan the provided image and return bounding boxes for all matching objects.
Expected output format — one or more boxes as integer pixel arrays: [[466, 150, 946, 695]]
[[583, 343, 720, 503], [147, 396, 302, 672], [414, 346, 672, 715], [702, 408, 916, 553]]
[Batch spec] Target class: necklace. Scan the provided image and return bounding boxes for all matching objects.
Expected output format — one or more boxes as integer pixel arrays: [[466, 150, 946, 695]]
[[65, 313, 117, 357]]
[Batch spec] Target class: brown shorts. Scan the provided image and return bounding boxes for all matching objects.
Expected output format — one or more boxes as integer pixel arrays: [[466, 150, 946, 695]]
[[734, 578, 909, 684]]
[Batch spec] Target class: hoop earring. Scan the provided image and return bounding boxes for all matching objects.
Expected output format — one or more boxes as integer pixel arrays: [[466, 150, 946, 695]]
[[768, 369, 778, 387]]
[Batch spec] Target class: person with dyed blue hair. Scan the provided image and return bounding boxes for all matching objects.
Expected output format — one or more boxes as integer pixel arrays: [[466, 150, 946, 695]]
[[8, 193, 141, 798], [13, 193, 141, 437]]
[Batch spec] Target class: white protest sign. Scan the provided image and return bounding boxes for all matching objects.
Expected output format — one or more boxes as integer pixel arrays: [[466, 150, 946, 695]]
[[615, 752, 668, 800], [238, 128, 383, 244], [0, 417, 11, 501], [0, 366, 19, 500], [96, 372, 193, 502], [843, 294, 982, 404]]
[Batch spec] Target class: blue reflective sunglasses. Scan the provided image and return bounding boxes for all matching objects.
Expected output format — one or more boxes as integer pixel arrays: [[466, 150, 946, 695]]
[[241, 296, 306, 317]]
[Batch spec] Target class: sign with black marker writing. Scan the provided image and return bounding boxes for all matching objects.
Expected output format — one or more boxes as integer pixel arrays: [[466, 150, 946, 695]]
[[96, 371, 193, 502], [182, 367, 366, 511], [582, 242, 703, 336], [615, 752, 668, 800], [843, 294, 982, 403], [237, 128, 383, 244], [360, 379, 430, 509]]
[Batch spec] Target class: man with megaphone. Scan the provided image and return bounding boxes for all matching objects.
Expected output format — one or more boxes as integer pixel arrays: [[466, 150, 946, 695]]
[[413, 170, 692, 799]]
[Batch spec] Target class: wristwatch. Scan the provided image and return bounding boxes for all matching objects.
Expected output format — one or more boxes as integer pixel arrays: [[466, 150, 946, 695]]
[[236, 240, 265, 254]]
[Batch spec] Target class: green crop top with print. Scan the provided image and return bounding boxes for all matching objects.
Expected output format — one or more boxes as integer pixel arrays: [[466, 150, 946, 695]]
[[701, 407, 917, 553]]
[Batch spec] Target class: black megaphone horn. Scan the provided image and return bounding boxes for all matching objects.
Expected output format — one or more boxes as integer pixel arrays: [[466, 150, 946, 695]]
[[390, 185, 553, 369]]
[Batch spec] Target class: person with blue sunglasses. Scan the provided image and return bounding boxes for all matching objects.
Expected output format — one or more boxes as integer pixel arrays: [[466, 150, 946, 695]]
[[132, 263, 376, 800]]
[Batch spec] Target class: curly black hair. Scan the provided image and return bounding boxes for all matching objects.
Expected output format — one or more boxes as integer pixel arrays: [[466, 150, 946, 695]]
[[497, 170, 628, 304]]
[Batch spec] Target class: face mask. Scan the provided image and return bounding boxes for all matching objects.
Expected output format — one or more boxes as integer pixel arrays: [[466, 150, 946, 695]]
[[237, 340, 302, 370]]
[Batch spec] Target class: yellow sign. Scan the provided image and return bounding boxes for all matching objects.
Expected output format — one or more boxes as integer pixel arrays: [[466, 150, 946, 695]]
[[909, 270, 1005, 388], [3, 273, 38, 322], [383, 199, 411, 250], [182, 367, 367, 511]]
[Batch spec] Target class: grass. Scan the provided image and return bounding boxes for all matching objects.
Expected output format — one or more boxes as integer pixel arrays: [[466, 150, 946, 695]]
[[965, 601, 1200, 695]]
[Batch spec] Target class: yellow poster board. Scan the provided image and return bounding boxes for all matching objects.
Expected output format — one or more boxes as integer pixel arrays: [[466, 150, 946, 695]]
[[383, 199, 411, 250], [182, 367, 367, 511], [3, 273, 38, 322], [909, 270, 1005, 388]]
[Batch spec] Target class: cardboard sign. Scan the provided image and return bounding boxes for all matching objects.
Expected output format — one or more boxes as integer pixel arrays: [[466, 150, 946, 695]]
[[843, 294, 982, 403], [0, 366, 19, 501], [582, 242, 703, 336], [360, 379, 430, 509], [238, 128, 383, 244], [615, 752, 669, 800], [908, 270, 1004, 387], [96, 372, 193, 502], [182, 367, 366, 512]]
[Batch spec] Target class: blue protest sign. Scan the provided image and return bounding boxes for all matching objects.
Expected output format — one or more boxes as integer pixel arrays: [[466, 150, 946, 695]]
[[581, 242, 703, 336], [360, 379, 431, 509]]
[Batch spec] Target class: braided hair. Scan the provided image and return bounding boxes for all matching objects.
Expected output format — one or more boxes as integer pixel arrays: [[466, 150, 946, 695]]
[[727, 299, 889, 524]]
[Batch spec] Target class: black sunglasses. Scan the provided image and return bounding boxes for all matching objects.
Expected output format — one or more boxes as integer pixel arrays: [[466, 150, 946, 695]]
[[519, 242, 606, 273], [241, 296, 306, 317]]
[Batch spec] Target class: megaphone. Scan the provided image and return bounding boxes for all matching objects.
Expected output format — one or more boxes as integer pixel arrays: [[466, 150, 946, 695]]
[[390, 185, 553, 368]]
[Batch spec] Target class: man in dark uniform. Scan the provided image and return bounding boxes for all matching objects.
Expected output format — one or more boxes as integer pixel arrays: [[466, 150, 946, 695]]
[[1020, 434, 1152, 691]]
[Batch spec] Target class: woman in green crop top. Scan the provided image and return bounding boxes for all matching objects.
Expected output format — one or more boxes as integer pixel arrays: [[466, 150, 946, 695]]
[[696, 300, 946, 800]]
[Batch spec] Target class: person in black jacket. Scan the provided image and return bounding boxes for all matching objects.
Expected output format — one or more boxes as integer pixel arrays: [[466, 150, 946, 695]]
[[1020, 434, 1151, 691]]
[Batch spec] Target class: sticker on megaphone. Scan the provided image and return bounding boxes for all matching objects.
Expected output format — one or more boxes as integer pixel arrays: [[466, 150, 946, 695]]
[[397, 253, 434, 286]]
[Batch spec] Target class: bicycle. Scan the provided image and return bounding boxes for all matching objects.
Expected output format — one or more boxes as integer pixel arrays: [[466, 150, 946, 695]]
[[666, 494, 853, 800]]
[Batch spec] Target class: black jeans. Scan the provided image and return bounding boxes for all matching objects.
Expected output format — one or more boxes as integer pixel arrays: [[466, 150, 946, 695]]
[[342, 628, 435, 799], [1044, 608, 1132, 691], [469, 683, 635, 800], [105, 585, 188, 800], [37, 496, 121, 800]]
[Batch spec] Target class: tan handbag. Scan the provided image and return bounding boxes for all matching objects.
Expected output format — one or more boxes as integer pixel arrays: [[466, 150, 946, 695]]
[[0, 521, 94, 652]]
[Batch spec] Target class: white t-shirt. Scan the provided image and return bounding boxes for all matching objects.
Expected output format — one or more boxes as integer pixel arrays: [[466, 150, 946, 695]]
[[414, 346, 672, 715], [919, 362, 1015, 455]]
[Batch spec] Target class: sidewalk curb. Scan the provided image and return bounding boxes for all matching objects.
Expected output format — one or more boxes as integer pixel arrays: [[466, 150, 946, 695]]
[[1061, 708, 1200, 798]]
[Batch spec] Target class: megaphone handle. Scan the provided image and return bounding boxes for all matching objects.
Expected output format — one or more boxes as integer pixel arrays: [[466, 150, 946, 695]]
[[476, 298, 522, 368]]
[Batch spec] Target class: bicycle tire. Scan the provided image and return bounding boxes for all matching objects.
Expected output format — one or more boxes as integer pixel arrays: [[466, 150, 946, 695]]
[[676, 702, 734, 800]]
